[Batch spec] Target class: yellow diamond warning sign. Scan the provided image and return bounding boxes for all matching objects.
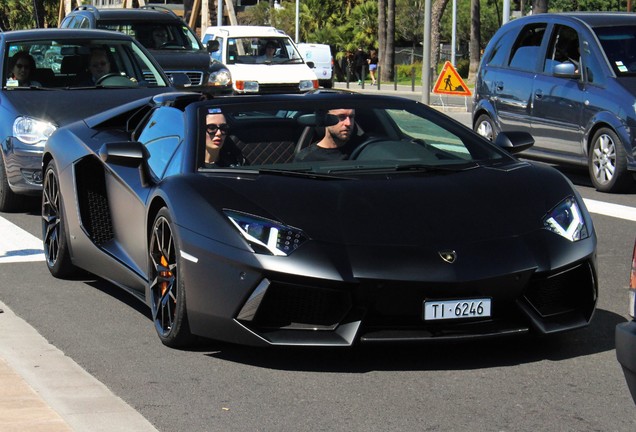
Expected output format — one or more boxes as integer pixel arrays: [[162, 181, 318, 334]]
[[433, 61, 472, 96]]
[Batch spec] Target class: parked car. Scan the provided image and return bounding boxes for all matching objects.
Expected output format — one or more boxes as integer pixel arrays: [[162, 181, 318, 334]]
[[0, 28, 175, 212], [297, 42, 333, 88], [616, 239, 636, 404], [60, 5, 232, 96], [201, 25, 318, 94], [42, 91, 597, 348], [473, 12, 636, 193]]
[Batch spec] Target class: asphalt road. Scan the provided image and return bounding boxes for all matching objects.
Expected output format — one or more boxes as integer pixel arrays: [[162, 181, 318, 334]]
[[1, 108, 636, 431]]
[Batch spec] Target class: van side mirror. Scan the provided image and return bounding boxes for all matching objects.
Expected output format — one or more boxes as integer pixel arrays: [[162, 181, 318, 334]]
[[306, 61, 315, 68], [207, 40, 219, 53]]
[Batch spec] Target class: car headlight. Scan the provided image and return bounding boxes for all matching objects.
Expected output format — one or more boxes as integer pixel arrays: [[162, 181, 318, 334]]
[[299, 79, 318, 91], [235, 80, 259, 92], [224, 210, 308, 256], [543, 196, 589, 242], [208, 68, 232, 86], [13, 116, 56, 145]]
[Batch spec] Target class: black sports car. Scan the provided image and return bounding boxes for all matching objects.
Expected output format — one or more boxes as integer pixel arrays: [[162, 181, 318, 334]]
[[42, 92, 598, 348], [0, 28, 175, 212]]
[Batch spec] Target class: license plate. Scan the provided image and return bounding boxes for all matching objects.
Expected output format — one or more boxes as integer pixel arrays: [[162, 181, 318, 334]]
[[423, 298, 491, 321]]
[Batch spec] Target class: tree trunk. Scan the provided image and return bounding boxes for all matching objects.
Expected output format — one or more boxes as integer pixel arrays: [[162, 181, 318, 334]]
[[468, 0, 481, 81], [431, 0, 450, 68], [532, 0, 548, 13]]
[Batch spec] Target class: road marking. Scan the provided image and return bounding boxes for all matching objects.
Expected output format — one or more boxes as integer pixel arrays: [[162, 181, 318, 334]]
[[583, 198, 636, 222], [0, 217, 44, 263], [0, 198, 633, 264]]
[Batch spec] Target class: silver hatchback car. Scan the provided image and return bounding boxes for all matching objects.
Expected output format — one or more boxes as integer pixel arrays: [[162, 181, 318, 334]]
[[473, 12, 636, 193]]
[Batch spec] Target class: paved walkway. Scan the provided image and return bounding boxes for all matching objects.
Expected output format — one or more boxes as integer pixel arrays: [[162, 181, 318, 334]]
[[0, 301, 159, 432]]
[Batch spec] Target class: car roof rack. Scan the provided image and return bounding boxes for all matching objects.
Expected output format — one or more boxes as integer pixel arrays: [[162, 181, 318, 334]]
[[140, 5, 179, 19], [71, 4, 100, 19]]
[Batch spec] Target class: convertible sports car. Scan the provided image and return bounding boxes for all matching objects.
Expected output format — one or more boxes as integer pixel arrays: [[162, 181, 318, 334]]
[[42, 92, 598, 348]]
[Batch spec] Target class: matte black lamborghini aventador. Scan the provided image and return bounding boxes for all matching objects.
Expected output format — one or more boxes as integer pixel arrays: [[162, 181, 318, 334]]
[[42, 91, 598, 348]]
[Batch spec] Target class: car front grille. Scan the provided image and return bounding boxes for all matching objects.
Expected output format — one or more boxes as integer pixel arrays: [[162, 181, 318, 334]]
[[166, 70, 204, 86], [254, 83, 305, 94]]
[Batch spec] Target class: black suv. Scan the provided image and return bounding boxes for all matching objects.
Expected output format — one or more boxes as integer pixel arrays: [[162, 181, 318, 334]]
[[60, 5, 232, 96]]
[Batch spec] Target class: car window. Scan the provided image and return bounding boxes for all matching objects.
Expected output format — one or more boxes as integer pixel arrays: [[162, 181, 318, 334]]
[[226, 36, 304, 65], [483, 27, 516, 67], [594, 25, 636, 75], [581, 40, 606, 85], [508, 23, 547, 71], [543, 25, 580, 74], [98, 22, 202, 51], [210, 36, 223, 62], [3, 38, 168, 89], [196, 102, 508, 172], [137, 107, 184, 178]]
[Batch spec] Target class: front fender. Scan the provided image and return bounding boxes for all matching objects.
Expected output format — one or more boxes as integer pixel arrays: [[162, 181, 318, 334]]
[[472, 97, 499, 133], [583, 110, 633, 162]]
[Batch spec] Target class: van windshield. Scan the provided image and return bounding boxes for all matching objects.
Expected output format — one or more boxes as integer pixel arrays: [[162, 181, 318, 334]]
[[595, 26, 636, 75], [226, 37, 304, 65]]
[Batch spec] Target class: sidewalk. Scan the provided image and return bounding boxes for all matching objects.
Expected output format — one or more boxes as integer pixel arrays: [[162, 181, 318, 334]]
[[332, 81, 473, 112], [0, 301, 159, 432]]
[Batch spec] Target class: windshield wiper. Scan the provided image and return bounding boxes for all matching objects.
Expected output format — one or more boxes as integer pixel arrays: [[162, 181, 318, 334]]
[[258, 168, 353, 180], [327, 162, 478, 174]]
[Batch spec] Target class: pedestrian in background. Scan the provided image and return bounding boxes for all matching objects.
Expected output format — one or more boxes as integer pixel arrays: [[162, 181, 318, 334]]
[[368, 49, 378, 86], [353, 47, 367, 85]]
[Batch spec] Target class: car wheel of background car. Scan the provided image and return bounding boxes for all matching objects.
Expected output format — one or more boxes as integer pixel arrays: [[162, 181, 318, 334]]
[[474, 114, 496, 141], [0, 152, 26, 213], [149, 208, 195, 348], [588, 127, 631, 193], [41, 160, 77, 278]]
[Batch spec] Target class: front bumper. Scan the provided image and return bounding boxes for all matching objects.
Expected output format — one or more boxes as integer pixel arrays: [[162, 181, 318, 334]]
[[616, 320, 636, 403], [2, 137, 44, 195]]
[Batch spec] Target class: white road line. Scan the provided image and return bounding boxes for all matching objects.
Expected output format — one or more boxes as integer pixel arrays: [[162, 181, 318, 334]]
[[583, 198, 636, 222], [0, 217, 44, 263], [0, 198, 633, 264]]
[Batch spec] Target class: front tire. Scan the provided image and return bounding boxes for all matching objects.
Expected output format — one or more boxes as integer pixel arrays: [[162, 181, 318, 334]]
[[42, 160, 77, 278], [588, 127, 631, 193], [149, 208, 194, 348], [474, 114, 496, 141]]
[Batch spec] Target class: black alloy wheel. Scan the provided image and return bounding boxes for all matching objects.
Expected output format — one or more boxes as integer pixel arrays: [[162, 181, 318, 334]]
[[149, 208, 194, 347], [41, 160, 76, 278]]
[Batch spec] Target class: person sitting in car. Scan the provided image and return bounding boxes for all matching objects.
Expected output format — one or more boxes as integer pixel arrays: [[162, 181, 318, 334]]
[[7, 51, 41, 87], [203, 109, 247, 167], [294, 108, 358, 162]]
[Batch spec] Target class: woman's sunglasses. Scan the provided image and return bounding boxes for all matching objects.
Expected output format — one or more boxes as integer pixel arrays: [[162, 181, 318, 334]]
[[206, 123, 230, 135]]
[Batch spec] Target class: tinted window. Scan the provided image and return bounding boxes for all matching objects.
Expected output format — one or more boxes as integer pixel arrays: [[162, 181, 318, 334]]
[[543, 25, 580, 74], [138, 107, 184, 178], [484, 28, 516, 67], [508, 23, 547, 71]]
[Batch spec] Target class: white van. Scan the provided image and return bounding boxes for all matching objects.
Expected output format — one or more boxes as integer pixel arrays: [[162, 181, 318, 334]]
[[202, 26, 318, 94], [296, 43, 333, 88]]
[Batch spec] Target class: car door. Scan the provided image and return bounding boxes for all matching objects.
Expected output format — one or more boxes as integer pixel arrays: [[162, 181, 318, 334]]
[[530, 24, 586, 160], [493, 22, 548, 135], [101, 107, 184, 291]]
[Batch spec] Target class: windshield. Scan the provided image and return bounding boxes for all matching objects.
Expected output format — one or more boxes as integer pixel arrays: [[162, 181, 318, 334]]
[[3, 38, 168, 89], [595, 25, 636, 75], [196, 99, 509, 174], [225, 36, 304, 65], [98, 21, 203, 51]]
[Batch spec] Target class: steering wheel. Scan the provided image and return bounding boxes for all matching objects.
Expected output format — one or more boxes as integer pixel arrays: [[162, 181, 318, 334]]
[[348, 136, 387, 160], [95, 73, 136, 87]]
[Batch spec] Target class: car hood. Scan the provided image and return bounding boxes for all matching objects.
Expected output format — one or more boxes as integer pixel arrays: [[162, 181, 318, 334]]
[[193, 162, 581, 248], [229, 63, 317, 83], [1, 88, 165, 126], [148, 49, 211, 71]]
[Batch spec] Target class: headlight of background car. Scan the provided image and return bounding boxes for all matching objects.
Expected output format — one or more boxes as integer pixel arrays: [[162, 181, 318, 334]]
[[208, 68, 232, 86], [13, 116, 56, 145], [543, 196, 589, 242], [225, 210, 308, 256]]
